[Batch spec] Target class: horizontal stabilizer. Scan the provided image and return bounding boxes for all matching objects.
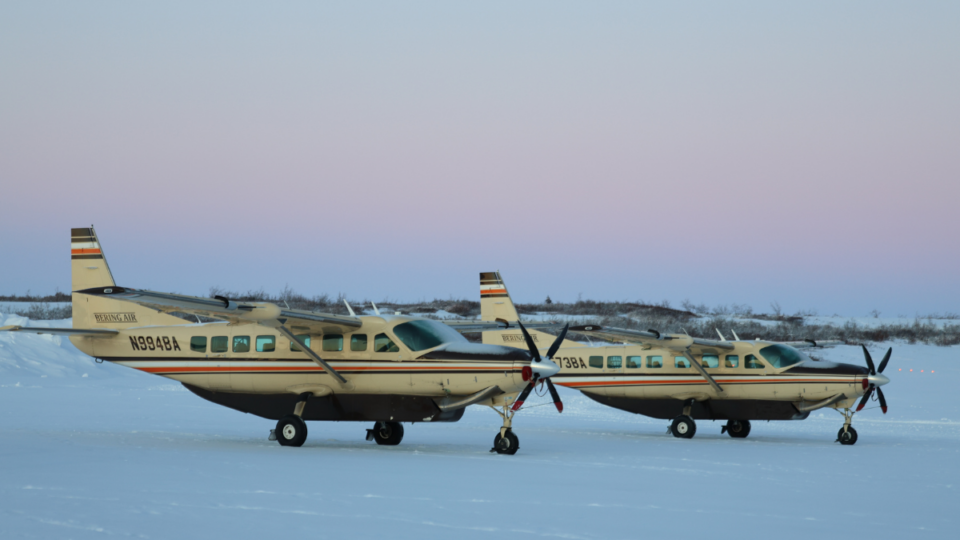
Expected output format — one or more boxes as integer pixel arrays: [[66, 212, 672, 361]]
[[0, 325, 119, 337]]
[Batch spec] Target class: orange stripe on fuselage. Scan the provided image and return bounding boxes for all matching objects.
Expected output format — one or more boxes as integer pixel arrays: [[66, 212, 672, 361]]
[[136, 365, 521, 374], [558, 378, 852, 388], [71, 248, 102, 255]]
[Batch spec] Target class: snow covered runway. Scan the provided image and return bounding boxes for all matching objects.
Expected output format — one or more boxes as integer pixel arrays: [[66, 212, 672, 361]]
[[1, 319, 957, 538]]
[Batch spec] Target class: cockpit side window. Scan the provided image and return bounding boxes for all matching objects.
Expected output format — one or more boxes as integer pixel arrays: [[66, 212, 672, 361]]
[[374, 333, 400, 353], [392, 320, 467, 351], [745, 354, 764, 369], [758, 344, 806, 368], [725, 355, 739, 368]]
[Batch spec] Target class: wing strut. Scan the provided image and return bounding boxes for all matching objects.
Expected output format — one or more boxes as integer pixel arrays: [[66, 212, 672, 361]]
[[683, 350, 723, 393], [275, 325, 352, 389]]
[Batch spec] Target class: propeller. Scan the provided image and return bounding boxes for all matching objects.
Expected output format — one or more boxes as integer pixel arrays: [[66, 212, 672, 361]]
[[857, 345, 892, 414], [511, 322, 569, 413]]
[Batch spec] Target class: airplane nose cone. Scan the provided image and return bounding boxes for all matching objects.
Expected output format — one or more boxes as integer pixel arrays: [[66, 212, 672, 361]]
[[531, 358, 560, 378], [869, 373, 890, 387]]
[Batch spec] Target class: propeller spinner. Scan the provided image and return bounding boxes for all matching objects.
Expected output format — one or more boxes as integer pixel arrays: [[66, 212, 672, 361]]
[[857, 345, 892, 414], [511, 322, 569, 413]]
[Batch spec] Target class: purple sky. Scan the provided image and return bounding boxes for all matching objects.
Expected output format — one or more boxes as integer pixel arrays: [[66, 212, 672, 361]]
[[2, 1, 958, 316]]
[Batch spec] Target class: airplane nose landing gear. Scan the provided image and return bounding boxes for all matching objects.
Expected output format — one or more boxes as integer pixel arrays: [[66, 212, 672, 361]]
[[493, 430, 519, 455], [837, 408, 858, 445]]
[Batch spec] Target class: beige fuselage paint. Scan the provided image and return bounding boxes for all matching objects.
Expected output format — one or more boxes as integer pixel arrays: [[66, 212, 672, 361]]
[[546, 341, 864, 409], [70, 315, 526, 399]]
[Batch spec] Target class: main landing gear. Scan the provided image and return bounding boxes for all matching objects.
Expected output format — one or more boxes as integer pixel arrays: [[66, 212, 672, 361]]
[[366, 421, 404, 446], [670, 399, 697, 439], [722, 420, 751, 438], [489, 403, 520, 455], [274, 393, 312, 447], [837, 408, 858, 445]]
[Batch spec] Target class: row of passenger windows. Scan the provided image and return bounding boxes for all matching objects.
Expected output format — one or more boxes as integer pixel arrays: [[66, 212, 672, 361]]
[[588, 354, 765, 369], [188, 333, 400, 354]]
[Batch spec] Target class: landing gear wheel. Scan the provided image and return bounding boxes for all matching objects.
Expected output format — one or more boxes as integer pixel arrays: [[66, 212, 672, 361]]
[[276, 415, 307, 447], [370, 421, 404, 446], [837, 426, 858, 445], [726, 420, 751, 438], [493, 430, 520, 455], [671, 415, 696, 439]]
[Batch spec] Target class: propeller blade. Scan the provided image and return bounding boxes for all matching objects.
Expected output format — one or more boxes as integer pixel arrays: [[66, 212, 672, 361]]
[[876, 387, 888, 414], [545, 378, 563, 413], [516, 321, 541, 362], [544, 323, 570, 360], [861, 345, 876, 375], [511, 383, 535, 411], [856, 387, 874, 412], [877, 347, 892, 373]]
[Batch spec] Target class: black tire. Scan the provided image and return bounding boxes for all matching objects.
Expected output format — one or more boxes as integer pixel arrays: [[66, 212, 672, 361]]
[[838, 426, 858, 445], [671, 415, 696, 439], [726, 420, 751, 438], [372, 421, 404, 446], [276, 415, 308, 447], [493, 430, 520, 455]]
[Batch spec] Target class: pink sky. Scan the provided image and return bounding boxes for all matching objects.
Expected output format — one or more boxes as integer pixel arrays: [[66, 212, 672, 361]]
[[2, 2, 958, 315]]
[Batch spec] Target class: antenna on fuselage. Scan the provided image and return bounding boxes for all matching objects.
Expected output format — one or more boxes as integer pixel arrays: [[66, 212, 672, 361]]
[[371, 302, 381, 316], [716, 328, 727, 341], [731, 329, 741, 341], [343, 299, 356, 317]]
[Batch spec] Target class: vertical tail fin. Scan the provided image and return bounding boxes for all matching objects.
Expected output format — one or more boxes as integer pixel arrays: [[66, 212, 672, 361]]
[[71, 226, 186, 329], [479, 271, 579, 349], [480, 271, 519, 322]]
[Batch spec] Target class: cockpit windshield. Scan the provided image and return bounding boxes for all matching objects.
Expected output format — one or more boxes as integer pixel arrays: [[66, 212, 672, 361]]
[[758, 344, 809, 369], [392, 320, 468, 352]]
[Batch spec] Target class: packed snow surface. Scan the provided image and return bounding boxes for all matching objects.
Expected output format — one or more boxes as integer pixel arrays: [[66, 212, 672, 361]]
[[1, 314, 957, 539]]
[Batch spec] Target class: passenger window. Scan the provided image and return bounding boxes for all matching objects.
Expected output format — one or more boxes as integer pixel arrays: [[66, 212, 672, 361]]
[[725, 355, 739, 368], [626, 355, 643, 368], [322, 334, 344, 352], [607, 356, 622, 369], [745, 354, 764, 369], [351, 334, 368, 351], [702, 354, 719, 368], [290, 335, 311, 352], [256, 335, 276, 352], [211, 336, 228, 353], [646, 355, 663, 368], [233, 336, 251, 353], [374, 333, 400, 353], [190, 336, 207, 353], [675, 356, 690, 368], [589, 356, 604, 368]]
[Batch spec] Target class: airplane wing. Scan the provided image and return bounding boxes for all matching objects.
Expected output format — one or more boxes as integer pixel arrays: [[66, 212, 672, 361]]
[[443, 320, 564, 333], [76, 286, 361, 334], [568, 325, 734, 352], [779, 339, 844, 348], [0, 325, 118, 337]]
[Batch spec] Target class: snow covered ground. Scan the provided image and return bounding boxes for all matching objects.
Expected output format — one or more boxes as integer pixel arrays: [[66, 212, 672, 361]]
[[1, 314, 957, 539]]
